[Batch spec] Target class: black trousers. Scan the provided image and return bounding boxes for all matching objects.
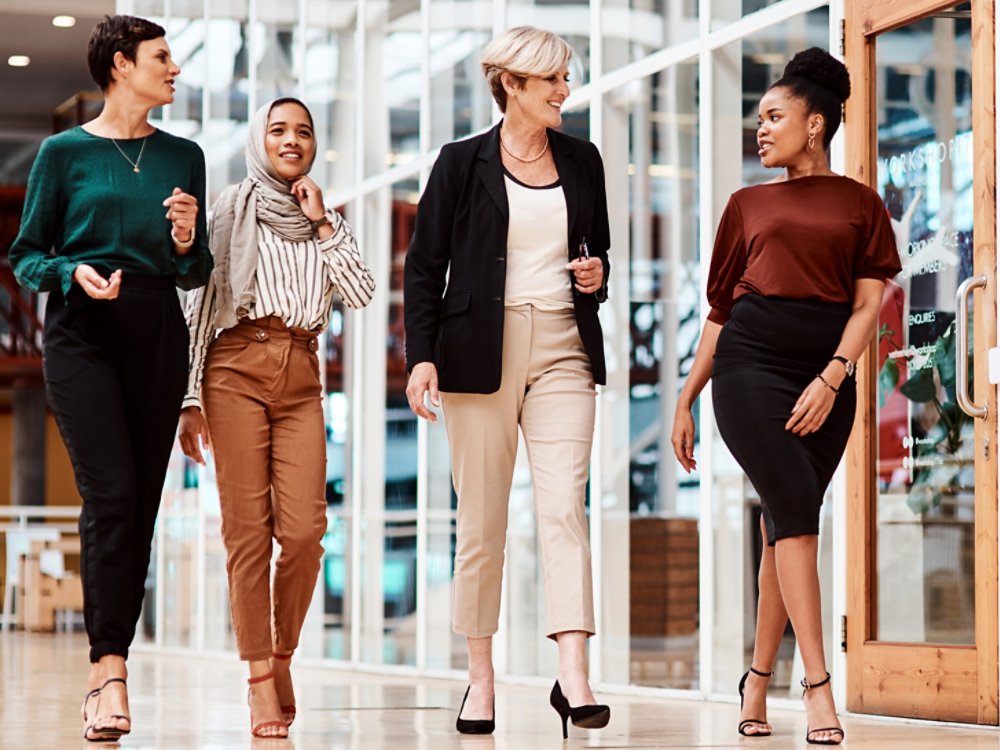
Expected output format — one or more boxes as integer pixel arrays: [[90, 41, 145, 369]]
[[43, 275, 188, 662]]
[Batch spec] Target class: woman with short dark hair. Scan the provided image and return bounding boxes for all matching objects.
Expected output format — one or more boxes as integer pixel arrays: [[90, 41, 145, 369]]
[[671, 48, 901, 746], [10, 14, 210, 742]]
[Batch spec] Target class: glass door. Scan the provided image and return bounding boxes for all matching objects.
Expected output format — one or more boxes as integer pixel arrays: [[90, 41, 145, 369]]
[[844, 0, 998, 723]]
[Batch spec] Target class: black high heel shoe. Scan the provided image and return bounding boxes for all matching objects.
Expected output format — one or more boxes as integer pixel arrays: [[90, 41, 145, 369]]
[[456, 685, 495, 735], [801, 672, 844, 745], [737, 666, 773, 737], [549, 680, 610, 740]]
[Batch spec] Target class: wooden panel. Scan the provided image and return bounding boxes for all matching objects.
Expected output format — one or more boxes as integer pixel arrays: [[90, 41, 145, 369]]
[[844, 0, 879, 715], [845, 0, 999, 725], [858, 0, 968, 36], [857, 643, 979, 722], [970, 0, 999, 725]]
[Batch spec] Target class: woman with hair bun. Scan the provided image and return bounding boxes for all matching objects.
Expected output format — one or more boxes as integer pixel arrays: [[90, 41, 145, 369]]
[[671, 47, 900, 745]]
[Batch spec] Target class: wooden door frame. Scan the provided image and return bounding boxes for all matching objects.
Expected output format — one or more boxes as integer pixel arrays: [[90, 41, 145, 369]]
[[844, 0, 998, 724]]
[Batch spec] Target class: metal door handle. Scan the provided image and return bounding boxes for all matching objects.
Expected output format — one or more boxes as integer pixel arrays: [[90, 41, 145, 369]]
[[955, 273, 988, 419]]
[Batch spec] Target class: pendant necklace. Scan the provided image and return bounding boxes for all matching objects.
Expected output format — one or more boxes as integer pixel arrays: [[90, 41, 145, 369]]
[[110, 135, 148, 173]]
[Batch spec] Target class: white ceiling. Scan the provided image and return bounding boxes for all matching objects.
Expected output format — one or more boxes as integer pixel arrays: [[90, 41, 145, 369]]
[[0, 2, 114, 179]]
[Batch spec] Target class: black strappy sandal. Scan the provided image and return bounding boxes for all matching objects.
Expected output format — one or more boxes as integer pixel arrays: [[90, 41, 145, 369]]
[[81, 678, 130, 742], [801, 672, 845, 745], [737, 666, 773, 737]]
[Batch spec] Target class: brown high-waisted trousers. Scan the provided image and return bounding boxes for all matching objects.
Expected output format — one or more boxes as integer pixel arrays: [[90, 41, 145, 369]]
[[441, 305, 597, 639], [203, 316, 328, 661]]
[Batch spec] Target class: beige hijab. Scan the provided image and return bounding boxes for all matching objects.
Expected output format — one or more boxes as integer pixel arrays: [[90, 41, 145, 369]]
[[209, 98, 317, 328]]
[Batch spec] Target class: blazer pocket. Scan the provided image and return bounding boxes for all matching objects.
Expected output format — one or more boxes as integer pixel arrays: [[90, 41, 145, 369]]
[[441, 290, 471, 318]]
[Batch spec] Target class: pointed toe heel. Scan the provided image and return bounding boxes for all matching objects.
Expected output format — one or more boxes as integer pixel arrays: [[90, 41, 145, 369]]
[[456, 685, 495, 735], [549, 680, 610, 740]]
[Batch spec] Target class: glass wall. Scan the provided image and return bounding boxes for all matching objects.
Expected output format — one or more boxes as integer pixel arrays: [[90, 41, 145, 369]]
[[123, 0, 848, 702]]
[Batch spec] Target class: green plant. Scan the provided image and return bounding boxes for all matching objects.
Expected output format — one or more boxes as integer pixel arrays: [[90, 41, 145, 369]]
[[878, 318, 974, 514]]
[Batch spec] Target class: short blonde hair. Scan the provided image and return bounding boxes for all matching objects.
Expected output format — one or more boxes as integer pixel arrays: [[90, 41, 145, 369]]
[[480, 26, 574, 113]]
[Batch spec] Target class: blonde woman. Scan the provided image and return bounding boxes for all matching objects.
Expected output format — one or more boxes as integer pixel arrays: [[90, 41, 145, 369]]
[[178, 98, 374, 738], [404, 27, 610, 738]]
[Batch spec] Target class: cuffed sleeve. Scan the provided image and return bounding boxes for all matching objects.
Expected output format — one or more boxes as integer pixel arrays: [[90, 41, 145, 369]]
[[853, 189, 902, 282], [10, 140, 73, 294], [174, 143, 213, 290], [183, 274, 218, 412], [319, 210, 375, 309], [706, 195, 748, 325]]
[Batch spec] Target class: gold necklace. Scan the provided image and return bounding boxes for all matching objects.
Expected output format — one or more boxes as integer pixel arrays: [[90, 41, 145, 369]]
[[499, 130, 549, 163], [110, 135, 148, 173]]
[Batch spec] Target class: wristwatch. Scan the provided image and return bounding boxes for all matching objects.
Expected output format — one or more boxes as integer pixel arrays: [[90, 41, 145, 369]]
[[309, 215, 331, 232], [831, 355, 855, 377]]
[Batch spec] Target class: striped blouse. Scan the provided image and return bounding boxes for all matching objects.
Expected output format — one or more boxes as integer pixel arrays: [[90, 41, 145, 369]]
[[183, 210, 374, 410]]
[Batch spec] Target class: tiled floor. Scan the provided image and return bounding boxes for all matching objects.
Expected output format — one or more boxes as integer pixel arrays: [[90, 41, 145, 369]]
[[2, 631, 1000, 748]]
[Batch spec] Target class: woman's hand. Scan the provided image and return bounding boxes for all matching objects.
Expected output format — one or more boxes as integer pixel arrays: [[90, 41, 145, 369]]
[[786, 378, 837, 436], [73, 265, 121, 300], [291, 176, 326, 222], [565, 257, 604, 294], [163, 187, 199, 252], [671, 404, 697, 473], [405, 362, 440, 422], [178, 406, 212, 465]]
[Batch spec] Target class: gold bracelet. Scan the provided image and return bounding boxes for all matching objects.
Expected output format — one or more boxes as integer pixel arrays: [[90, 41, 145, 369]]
[[171, 228, 195, 248]]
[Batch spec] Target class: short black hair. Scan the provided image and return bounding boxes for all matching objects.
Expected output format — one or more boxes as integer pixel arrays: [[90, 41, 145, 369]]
[[769, 47, 851, 151], [268, 97, 315, 131], [87, 15, 166, 91]]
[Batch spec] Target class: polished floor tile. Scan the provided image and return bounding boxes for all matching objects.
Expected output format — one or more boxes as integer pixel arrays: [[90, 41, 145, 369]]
[[2, 632, 999, 748]]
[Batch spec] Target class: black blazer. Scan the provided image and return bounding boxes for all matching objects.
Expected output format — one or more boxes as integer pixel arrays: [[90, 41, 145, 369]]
[[403, 122, 611, 393]]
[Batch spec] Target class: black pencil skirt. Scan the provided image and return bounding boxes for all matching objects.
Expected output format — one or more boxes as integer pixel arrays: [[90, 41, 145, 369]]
[[712, 294, 856, 546]]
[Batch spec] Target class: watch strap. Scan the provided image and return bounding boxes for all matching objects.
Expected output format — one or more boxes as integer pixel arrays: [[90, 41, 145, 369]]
[[831, 355, 855, 376], [309, 214, 331, 232]]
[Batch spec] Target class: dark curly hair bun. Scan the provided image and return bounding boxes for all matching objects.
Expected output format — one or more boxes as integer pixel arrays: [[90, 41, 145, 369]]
[[770, 47, 850, 150], [783, 47, 851, 102]]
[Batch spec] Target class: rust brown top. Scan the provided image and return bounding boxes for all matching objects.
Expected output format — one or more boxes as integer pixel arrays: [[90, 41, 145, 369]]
[[707, 174, 901, 325]]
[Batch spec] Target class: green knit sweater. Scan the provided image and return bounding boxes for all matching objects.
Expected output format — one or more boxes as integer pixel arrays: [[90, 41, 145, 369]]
[[10, 126, 211, 296]]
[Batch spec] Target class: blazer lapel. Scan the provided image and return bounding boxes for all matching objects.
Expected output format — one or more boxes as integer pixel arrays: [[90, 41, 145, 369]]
[[476, 122, 508, 219], [550, 131, 579, 254]]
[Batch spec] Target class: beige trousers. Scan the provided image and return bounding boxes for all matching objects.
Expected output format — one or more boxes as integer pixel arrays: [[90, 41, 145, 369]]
[[202, 316, 328, 661], [441, 305, 597, 639]]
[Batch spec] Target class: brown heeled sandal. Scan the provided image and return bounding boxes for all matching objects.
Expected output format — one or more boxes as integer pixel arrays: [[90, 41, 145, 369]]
[[248, 672, 289, 738], [801, 672, 845, 745], [272, 652, 296, 727]]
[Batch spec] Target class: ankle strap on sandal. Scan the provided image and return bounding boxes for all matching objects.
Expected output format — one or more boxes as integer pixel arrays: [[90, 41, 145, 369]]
[[749, 666, 774, 678], [800, 671, 831, 690], [248, 672, 274, 686]]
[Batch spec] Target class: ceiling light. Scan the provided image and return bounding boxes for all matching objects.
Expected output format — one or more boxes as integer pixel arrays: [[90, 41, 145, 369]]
[[7, 56, 30, 68], [52, 15, 76, 28]]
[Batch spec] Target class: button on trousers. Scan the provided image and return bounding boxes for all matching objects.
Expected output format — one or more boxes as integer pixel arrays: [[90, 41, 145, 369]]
[[441, 306, 597, 639], [202, 316, 327, 661]]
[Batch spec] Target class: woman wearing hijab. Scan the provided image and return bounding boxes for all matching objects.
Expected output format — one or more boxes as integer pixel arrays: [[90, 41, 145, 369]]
[[177, 97, 374, 738], [9, 15, 210, 742]]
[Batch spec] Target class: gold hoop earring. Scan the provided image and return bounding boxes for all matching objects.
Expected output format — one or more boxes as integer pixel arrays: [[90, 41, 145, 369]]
[[807, 133, 816, 151]]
